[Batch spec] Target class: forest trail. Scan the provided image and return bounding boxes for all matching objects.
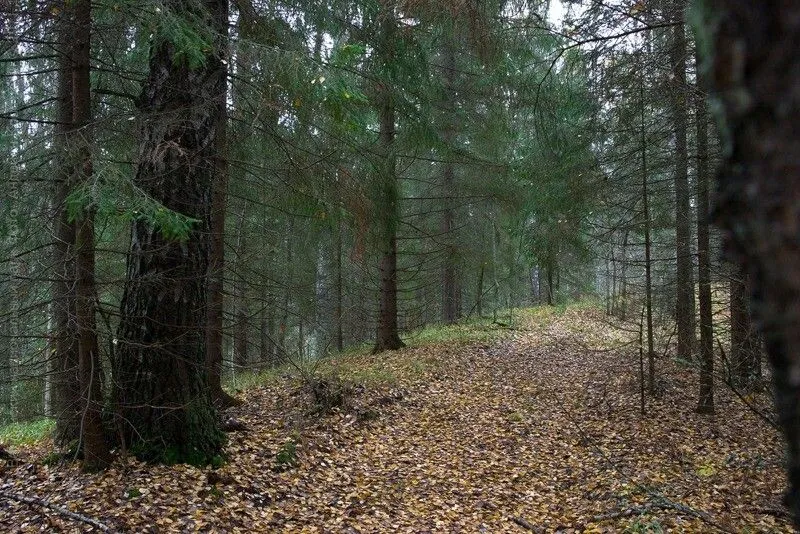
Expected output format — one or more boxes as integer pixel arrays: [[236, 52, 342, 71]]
[[0, 306, 791, 532]]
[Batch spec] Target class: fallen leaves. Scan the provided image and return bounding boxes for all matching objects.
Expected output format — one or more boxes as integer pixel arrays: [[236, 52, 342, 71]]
[[0, 306, 791, 532]]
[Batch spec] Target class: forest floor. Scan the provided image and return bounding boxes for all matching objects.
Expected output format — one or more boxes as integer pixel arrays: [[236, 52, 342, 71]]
[[0, 305, 792, 533]]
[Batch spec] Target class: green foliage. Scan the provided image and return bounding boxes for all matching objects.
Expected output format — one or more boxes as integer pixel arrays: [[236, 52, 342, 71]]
[[0, 418, 54, 447], [625, 516, 664, 534], [154, 9, 215, 70], [275, 436, 299, 469], [65, 174, 199, 241]]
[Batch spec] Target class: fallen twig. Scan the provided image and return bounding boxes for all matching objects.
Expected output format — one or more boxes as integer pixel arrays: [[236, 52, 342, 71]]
[[0, 491, 114, 532], [753, 506, 792, 519], [510, 515, 538, 531]]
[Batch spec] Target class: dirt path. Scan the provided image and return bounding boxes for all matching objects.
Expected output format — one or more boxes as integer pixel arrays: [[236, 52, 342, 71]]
[[0, 307, 791, 532]]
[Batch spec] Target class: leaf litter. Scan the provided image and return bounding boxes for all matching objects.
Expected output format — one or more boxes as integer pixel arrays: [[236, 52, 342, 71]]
[[0, 307, 790, 532]]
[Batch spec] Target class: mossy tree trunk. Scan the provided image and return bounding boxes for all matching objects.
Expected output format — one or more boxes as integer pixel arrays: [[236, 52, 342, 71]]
[[114, 0, 227, 464]]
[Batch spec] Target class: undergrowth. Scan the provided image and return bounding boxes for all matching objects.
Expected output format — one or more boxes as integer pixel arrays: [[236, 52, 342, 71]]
[[0, 418, 55, 447]]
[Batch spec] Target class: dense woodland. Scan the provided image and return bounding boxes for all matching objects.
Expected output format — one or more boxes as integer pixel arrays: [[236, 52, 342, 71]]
[[0, 0, 798, 530]]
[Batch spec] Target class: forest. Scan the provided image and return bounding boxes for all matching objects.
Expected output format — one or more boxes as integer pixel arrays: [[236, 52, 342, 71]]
[[1, 0, 799, 531]]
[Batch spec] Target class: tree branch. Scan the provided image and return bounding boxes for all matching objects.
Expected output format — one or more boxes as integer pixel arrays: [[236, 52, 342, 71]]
[[0, 491, 115, 532]]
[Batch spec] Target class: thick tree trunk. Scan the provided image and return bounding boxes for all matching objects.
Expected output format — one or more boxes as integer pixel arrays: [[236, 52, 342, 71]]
[[701, 0, 800, 524], [694, 50, 714, 414], [373, 3, 404, 353], [671, 0, 696, 362], [114, 0, 226, 463]]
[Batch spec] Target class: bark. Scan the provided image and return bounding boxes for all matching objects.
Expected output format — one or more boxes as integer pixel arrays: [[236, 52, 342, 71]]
[[373, 3, 405, 353], [671, 0, 695, 362], [619, 230, 629, 321], [279, 224, 292, 352], [335, 220, 344, 352], [610, 243, 617, 315], [71, 0, 110, 469], [205, 0, 238, 408], [441, 38, 459, 325], [730, 269, 758, 385], [114, 0, 227, 463], [701, 0, 800, 524], [641, 69, 656, 396], [694, 49, 714, 414], [545, 259, 554, 306], [233, 299, 249, 368], [51, 8, 80, 449], [233, 206, 249, 369], [476, 263, 484, 317]]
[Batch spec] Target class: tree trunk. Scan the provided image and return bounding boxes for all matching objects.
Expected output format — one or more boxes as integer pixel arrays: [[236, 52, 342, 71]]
[[205, 0, 238, 408], [52, 8, 80, 449], [233, 206, 249, 369], [114, 0, 227, 463], [694, 47, 714, 414], [373, 3, 405, 353], [440, 38, 459, 325], [476, 263, 484, 317], [610, 241, 617, 315], [70, 0, 110, 470], [701, 0, 800, 524], [671, 0, 695, 362], [619, 230, 629, 320], [335, 220, 344, 352], [279, 224, 292, 353], [730, 269, 757, 385], [641, 67, 656, 396]]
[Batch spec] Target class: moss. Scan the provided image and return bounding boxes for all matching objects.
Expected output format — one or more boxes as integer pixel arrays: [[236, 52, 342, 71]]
[[128, 397, 226, 467]]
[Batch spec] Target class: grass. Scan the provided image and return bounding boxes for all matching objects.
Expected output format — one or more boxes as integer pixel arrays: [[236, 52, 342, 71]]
[[403, 315, 508, 347], [0, 418, 54, 447], [225, 366, 287, 393]]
